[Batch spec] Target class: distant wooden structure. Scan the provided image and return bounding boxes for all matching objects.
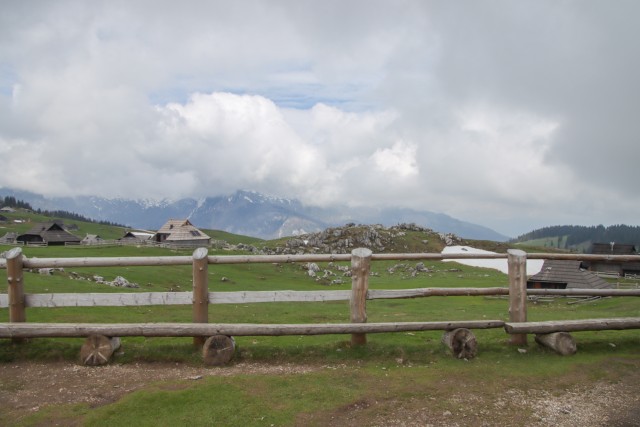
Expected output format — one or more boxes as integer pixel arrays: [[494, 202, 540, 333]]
[[16, 222, 81, 246], [120, 230, 154, 243], [0, 232, 17, 244], [527, 259, 611, 289], [588, 243, 640, 276], [81, 234, 103, 245], [153, 219, 210, 248]]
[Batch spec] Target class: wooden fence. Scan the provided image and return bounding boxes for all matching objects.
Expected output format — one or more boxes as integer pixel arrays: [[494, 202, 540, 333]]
[[2, 246, 640, 363]]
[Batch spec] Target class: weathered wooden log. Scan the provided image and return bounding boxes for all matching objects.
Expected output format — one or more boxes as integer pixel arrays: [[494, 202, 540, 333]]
[[202, 335, 236, 366], [0, 320, 506, 338], [80, 334, 121, 366], [504, 317, 640, 334], [507, 249, 528, 346], [442, 328, 478, 359], [350, 248, 371, 346], [534, 332, 577, 356], [192, 247, 209, 348]]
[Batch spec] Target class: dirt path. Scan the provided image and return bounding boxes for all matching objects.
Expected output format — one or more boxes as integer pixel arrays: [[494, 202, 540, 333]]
[[1, 361, 639, 426]]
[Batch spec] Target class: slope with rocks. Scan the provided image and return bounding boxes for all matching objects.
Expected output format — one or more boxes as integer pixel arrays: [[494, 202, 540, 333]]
[[251, 223, 464, 255]]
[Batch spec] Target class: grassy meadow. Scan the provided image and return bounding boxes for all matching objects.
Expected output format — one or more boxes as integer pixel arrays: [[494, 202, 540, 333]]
[[1, 230, 640, 425]]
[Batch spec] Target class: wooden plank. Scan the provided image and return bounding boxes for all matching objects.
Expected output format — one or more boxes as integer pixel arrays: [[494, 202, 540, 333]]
[[527, 253, 640, 262], [23, 292, 193, 307], [3, 286, 637, 309], [23, 255, 194, 268], [504, 317, 640, 334], [0, 290, 353, 308], [526, 288, 640, 297], [6, 251, 640, 270], [0, 320, 506, 338], [207, 254, 351, 264], [368, 288, 509, 299], [209, 290, 351, 304]]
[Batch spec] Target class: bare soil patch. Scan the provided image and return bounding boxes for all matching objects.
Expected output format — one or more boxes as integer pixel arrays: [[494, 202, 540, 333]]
[[1, 360, 639, 426]]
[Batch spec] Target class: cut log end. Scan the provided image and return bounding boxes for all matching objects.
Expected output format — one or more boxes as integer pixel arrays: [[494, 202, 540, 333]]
[[202, 335, 236, 366], [535, 332, 577, 356], [442, 328, 478, 359], [80, 334, 121, 366]]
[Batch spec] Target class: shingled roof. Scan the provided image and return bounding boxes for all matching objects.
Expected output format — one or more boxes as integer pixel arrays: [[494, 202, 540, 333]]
[[17, 222, 81, 245], [528, 260, 612, 289], [153, 219, 210, 244]]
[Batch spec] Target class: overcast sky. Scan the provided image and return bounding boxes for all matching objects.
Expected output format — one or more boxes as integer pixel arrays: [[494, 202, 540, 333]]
[[1, 1, 638, 237]]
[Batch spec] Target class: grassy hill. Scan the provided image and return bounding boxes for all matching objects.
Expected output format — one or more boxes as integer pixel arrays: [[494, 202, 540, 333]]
[[2, 214, 640, 425], [512, 224, 640, 252], [0, 209, 262, 245]]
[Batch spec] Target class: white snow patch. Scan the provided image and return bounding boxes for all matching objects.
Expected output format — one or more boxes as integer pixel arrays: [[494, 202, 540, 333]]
[[442, 246, 544, 275]]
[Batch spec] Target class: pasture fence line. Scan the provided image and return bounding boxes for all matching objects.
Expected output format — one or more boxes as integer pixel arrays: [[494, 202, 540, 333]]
[[2, 246, 640, 363]]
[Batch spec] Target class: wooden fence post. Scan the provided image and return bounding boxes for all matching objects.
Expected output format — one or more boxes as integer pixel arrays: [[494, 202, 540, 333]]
[[350, 248, 372, 346], [6, 247, 26, 343], [192, 247, 209, 348], [507, 249, 527, 346]]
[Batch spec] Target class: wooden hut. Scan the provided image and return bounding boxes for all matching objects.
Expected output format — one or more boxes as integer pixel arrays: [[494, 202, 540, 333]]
[[588, 243, 640, 276], [17, 222, 81, 246], [527, 260, 611, 289], [153, 219, 210, 248]]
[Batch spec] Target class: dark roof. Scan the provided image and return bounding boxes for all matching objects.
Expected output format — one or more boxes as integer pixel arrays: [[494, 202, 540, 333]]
[[591, 243, 637, 255], [18, 222, 81, 243], [528, 260, 612, 289]]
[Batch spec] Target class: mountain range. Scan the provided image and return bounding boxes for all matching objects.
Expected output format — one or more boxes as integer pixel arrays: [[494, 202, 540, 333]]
[[0, 188, 509, 241]]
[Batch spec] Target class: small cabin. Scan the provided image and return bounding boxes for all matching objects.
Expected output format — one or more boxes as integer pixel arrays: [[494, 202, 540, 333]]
[[17, 222, 81, 246], [153, 219, 210, 248], [527, 260, 612, 290]]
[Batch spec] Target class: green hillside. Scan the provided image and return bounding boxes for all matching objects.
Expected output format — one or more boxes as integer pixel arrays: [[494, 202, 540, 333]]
[[0, 209, 263, 245], [512, 224, 640, 252]]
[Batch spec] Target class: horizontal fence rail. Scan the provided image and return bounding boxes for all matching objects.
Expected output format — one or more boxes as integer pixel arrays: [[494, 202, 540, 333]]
[[3, 287, 640, 309], [0, 320, 507, 339]]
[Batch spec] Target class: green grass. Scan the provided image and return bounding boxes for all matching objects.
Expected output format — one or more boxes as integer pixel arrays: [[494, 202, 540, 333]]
[[1, 243, 640, 425]]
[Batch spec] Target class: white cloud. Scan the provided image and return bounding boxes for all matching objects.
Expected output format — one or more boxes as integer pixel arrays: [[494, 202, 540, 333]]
[[371, 141, 418, 178], [1, 1, 639, 237]]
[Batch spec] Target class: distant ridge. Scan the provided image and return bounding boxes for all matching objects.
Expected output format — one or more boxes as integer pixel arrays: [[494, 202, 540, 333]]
[[512, 224, 640, 251], [0, 187, 509, 241]]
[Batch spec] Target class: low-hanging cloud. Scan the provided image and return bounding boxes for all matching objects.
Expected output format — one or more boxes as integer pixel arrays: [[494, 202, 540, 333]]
[[1, 0, 639, 236]]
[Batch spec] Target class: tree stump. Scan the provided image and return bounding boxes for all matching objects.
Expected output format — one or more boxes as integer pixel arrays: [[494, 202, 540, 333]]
[[202, 335, 236, 366], [442, 328, 478, 359], [534, 332, 577, 356], [80, 334, 121, 366]]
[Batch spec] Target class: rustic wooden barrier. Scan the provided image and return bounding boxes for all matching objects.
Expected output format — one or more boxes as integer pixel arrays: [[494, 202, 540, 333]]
[[350, 247, 371, 346], [192, 247, 209, 347], [504, 318, 640, 356], [0, 320, 506, 338], [507, 249, 527, 346], [504, 317, 640, 334], [5, 247, 25, 344], [3, 246, 640, 364]]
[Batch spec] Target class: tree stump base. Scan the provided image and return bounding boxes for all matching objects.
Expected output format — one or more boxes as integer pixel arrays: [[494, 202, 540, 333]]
[[202, 335, 236, 366], [442, 328, 478, 359], [80, 334, 121, 366], [535, 332, 577, 356]]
